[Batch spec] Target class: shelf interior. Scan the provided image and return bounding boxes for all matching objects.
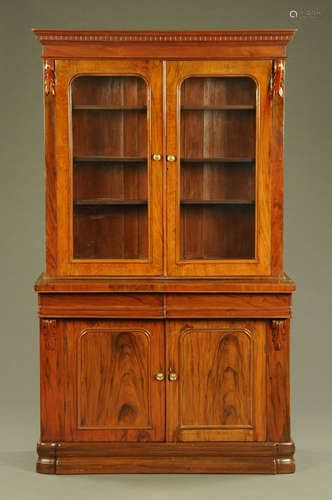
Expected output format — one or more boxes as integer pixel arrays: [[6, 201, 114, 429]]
[[74, 156, 147, 163], [181, 105, 255, 110], [180, 76, 256, 260], [73, 104, 147, 110], [72, 75, 149, 260], [74, 198, 147, 206], [180, 199, 254, 205], [181, 157, 255, 164]]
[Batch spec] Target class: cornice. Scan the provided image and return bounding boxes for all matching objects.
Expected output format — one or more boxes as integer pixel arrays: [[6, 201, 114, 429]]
[[33, 29, 296, 46]]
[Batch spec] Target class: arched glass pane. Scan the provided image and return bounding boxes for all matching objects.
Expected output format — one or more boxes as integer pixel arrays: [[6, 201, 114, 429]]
[[180, 76, 256, 260]]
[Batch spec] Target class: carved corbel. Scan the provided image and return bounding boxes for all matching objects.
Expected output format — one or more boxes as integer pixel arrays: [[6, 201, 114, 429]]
[[41, 319, 57, 350], [271, 319, 286, 351], [44, 60, 56, 96], [271, 60, 285, 98]]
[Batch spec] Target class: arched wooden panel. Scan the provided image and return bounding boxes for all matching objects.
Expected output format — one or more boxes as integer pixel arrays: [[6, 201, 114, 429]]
[[179, 329, 253, 427], [167, 320, 266, 442], [78, 329, 151, 428], [62, 319, 165, 442]]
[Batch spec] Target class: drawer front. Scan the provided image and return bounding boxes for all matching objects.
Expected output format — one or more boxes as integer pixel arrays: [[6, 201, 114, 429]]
[[166, 293, 292, 318], [38, 293, 164, 318]]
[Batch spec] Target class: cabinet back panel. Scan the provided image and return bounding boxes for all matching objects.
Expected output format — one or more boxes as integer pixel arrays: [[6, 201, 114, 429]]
[[72, 76, 147, 106], [74, 205, 148, 259], [181, 163, 255, 201], [74, 163, 147, 201], [181, 205, 255, 260], [73, 110, 147, 157]]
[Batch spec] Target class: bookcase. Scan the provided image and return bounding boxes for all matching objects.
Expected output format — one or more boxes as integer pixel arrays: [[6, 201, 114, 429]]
[[34, 29, 296, 474]]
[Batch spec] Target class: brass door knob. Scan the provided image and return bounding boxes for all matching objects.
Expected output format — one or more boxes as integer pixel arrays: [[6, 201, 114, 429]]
[[167, 155, 176, 162], [155, 373, 164, 381], [169, 372, 178, 381], [152, 154, 162, 161]]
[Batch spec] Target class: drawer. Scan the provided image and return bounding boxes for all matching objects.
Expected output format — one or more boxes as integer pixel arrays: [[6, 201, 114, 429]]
[[38, 293, 164, 318], [165, 293, 292, 318]]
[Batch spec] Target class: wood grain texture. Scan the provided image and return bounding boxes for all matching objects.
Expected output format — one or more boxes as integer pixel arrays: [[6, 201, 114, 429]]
[[267, 319, 291, 442], [60, 319, 165, 441], [180, 329, 252, 426], [166, 319, 266, 442], [165, 293, 292, 318], [36, 441, 295, 474], [78, 329, 150, 428], [33, 29, 296, 62], [38, 293, 164, 318], [271, 76, 284, 275], [41, 44, 289, 61], [34, 30, 296, 475], [40, 320, 65, 441], [38, 292, 292, 319], [35, 273, 296, 293], [44, 77, 57, 275]]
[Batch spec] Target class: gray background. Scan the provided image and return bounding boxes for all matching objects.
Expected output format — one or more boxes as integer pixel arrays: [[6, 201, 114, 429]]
[[0, 0, 331, 498]]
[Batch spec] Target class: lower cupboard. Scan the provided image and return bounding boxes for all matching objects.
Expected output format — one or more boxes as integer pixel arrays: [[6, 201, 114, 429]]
[[40, 318, 268, 443]]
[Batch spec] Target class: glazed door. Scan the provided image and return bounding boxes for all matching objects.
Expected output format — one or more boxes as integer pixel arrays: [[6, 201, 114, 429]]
[[166, 320, 267, 441], [56, 60, 163, 275], [61, 320, 165, 441], [166, 61, 272, 276]]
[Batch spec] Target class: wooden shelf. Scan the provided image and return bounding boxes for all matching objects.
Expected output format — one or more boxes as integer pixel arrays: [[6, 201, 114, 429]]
[[74, 198, 148, 206], [73, 105, 147, 111], [74, 156, 147, 163], [181, 157, 255, 163], [181, 199, 255, 205], [181, 105, 255, 110]]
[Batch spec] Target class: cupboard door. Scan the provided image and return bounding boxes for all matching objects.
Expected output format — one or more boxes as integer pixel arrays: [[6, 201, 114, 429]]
[[166, 61, 272, 276], [56, 60, 163, 276], [60, 320, 165, 441], [166, 320, 266, 441]]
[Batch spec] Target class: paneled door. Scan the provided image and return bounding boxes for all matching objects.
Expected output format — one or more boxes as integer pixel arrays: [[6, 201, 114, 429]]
[[60, 320, 165, 441], [166, 61, 272, 276], [166, 320, 267, 441], [56, 60, 163, 276]]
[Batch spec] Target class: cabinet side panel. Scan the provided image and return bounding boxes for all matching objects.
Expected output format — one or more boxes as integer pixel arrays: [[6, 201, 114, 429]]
[[40, 319, 64, 441], [271, 90, 284, 275], [267, 319, 291, 441], [44, 75, 57, 275]]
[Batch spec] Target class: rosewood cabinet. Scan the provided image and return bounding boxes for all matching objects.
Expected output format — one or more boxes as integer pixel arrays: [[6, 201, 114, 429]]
[[34, 29, 296, 474]]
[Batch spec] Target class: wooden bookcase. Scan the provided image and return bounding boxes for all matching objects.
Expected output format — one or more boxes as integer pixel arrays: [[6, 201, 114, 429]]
[[34, 29, 296, 474]]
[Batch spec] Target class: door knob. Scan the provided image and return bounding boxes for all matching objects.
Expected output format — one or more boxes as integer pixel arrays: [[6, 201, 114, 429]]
[[169, 372, 178, 381], [152, 154, 162, 161], [167, 155, 176, 162], [155, 373, 165, 381]]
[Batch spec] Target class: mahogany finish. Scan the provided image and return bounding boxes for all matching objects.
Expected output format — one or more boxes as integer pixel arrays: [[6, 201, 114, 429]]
[[34, 29, 296, 474]]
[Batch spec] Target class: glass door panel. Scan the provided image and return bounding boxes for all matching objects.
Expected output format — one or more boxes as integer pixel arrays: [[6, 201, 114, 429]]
[[166, 61, 272, 276], [180, 77, 256, 260], [72, 76, 148, 259], [55, 59, 163, 276]]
